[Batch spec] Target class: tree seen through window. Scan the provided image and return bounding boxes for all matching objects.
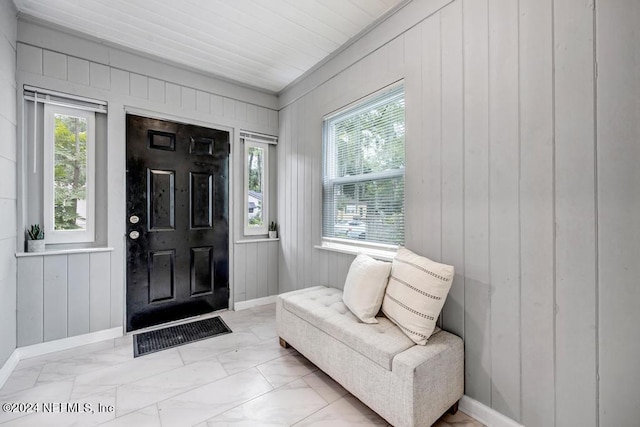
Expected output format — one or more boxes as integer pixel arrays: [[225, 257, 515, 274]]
[[54, 114, 88, 230]]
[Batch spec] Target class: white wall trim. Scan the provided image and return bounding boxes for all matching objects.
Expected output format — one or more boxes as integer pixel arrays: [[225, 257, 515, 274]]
[[15, 327, 122, 360], [234, 295, 277, 311], [460, 395, 524, 427], [0, 351, 20, 390]]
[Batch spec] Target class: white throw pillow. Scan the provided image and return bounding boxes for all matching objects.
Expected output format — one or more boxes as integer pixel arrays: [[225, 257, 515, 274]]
[[381, 247, 454, 345], [342, 254, 392, 324]]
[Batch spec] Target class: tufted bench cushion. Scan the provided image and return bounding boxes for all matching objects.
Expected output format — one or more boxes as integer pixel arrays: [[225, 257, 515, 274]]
[[277, 285, 464, 427], [280, 286, 416, 370]]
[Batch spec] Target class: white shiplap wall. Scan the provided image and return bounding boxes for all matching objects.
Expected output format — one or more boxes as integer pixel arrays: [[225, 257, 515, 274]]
[[15, 19, 280, 342], [16, 250, 112, 346], [595, 1, 640, 426], [277, 0, 640, 425], [0, 0, 17, 367]]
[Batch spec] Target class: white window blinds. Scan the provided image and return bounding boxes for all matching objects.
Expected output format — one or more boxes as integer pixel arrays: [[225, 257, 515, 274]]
[[322, 84, 405, 247]]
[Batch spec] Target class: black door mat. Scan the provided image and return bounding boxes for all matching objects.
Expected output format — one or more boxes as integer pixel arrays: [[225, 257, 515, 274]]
[[133, 316, 232, 357]]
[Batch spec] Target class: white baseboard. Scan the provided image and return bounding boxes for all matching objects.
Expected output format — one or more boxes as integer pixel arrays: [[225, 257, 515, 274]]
[[234, 295, 278, 311], [0, 327, 123, 389], [460, 395, 524, 427], [16, 328, 123, 360], [0, 350, 20, 390]]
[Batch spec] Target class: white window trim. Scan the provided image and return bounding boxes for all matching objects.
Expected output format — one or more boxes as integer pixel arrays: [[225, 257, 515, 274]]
[[243, 139, 269, 236], [43, 104, 96, 244], [321, 83, 405, 249]]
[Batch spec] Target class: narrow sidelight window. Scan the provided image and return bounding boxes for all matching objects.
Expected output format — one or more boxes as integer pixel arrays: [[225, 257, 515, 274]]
[[244, 140, 269, 235], [44, 104, 96, 243]]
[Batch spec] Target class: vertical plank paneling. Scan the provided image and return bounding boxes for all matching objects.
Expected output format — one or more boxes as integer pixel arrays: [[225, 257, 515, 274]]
[[234, 243, 247, 301], [310, 100, 326, 288], [42, 50, 67, 80], [334, 253, 354, 290], [235, 101, 247, 123], [246, 104, 258, 125], [148, 78, 165, 103], [277, 106, 287, 294], [440, 1, 465, 339], [17, 257, 43, 346], [287, 101, 298, 291], [89, 252, 111, 332], [245, 243, 258, 300], [89, 62, 110, 90], [196, 90, 210, 114], [43, 255, 67, 341], [554, 0, 597, 425], [2, 0, 19, 366], [67, 57, 90, 86], [303, 96, 314, 288], [327, 251, 339, 288], [280, 104, 289, 292], [109, 252, 123, 329], [111, 68, 130, 96], [257, 244, 269, 298], [258, 107, 269, 126], [293, 99, 302, 289], [519, 0, 556, 425], [279, 105, 292, 293], [462, 0, 492, 407], [165, 82, 181, 108], [129, 73, 148, 99], [403, 26, 423, 252], [488, 0, 521, 420], [386, 34, 404, 81], [420, 16, 442, 260], [223, 98, 235, 118], [268, 242, 278, 296], [272, 1, 631, 423], [67, 253, 90, 337], [297, 96, 308, 289], [211, 95, 224, 117], [17, 44, 42, 75], [181, 87, 196, 112], [596, 1, 640, 425]]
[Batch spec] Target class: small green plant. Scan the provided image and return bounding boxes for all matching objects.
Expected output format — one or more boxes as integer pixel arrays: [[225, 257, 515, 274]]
[[269, 221, 277, 232], [27, 224, 45, 240]]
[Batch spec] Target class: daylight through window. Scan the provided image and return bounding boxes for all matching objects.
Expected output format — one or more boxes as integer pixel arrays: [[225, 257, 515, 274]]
[[323, 84, 405, 248], [44, 104, 96, 243]]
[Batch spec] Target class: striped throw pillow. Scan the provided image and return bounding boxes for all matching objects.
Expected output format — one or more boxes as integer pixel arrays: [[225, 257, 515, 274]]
[[381, 247, 454, 345]]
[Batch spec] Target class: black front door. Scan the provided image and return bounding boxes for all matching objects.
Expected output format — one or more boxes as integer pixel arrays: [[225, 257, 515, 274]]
[[125, 114, 229, 332]]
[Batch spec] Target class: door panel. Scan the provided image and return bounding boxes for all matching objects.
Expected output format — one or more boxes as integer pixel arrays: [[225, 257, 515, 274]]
[[190, 172, 213, 229], [148, 169, 175, 231], [148, 250, 175, 302], [190, 246, 213, 296], [126, 114, 229, 332]]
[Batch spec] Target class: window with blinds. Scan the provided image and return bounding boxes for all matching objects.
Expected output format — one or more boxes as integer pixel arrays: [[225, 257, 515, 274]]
[[322, 84, 405, 248], [24, 86, 106, 244]]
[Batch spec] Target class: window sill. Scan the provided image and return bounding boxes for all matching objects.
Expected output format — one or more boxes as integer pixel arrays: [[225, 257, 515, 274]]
[[235, 238, 279, 244], [16, 247, 114, 258], [314, 241, 397, 261]]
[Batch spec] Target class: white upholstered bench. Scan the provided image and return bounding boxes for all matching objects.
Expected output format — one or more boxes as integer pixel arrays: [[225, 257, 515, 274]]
[[276, 285, 464, 427]]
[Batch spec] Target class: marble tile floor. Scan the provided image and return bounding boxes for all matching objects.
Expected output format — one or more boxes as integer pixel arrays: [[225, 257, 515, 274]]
[[0, 304, 484, 427]]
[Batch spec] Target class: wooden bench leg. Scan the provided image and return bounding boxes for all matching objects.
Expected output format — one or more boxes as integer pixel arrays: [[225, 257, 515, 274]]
[[448, 400, 459, 415], [279, 337, 291, 349]]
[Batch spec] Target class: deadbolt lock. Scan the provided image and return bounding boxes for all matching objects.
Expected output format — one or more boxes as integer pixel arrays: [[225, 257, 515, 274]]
[[129, 215, 140, 224]]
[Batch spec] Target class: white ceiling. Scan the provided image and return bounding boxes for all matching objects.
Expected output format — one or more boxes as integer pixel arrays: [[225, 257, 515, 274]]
[[14, 0, 407, 93]]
